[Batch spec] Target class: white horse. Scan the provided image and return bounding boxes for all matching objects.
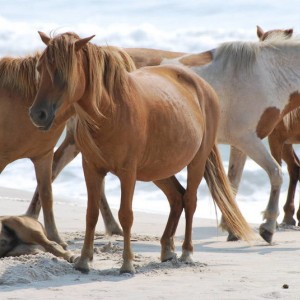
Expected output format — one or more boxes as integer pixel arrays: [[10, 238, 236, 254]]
[[158, 37, 300, 242]]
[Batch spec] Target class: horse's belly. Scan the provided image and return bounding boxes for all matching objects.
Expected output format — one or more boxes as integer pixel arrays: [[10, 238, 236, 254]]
[[137, 137, 202, 181]]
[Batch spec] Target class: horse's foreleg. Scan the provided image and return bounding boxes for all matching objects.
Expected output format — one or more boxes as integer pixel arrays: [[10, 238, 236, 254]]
[[32, 152, 67, 249], [268, 130, 298, 226], [74, 159, 103, 273], [26, 119, 80, 218], [281, 144, 299, 226], [237, 136, 282, 243], [153, 176, 185, 262], [27, 118, 121, 235], [118, 171, 136, 274]]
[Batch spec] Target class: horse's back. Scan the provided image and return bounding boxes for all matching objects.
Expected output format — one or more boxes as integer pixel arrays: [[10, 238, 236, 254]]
[[125, 48, 186, 69]]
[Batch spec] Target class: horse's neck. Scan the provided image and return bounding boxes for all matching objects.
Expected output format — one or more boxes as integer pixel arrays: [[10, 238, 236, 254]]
[[260, 45, 300, 110], [0, 55, 38, 100]]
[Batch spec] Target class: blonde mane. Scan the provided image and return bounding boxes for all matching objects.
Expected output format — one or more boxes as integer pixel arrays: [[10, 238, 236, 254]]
[[283, 107, 300, 130], [0, 53, 40, 100], [42, 32, 136, 160]]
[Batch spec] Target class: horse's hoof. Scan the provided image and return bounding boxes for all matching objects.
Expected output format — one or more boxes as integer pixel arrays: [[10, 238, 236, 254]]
[[120, 262, 135, 274], [161, 252, 177, 262], [75, 266, 90, 274], [281, 218, 296, 227], [74, 257, 90, 274], [259, 226, 273, 244], [179, 250, 194, 264], [227, 232, 240, 242]]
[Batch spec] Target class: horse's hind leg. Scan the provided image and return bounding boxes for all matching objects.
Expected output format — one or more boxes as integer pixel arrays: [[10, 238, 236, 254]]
[[99, 180, 123, 235], [2, 216, 74, 261], [180, 147, 211, 263], [221, 146, 247, 241], [227, 146, 247, 193], [153, 176, 185, 262], [281, 145, 299, 226], [32, 152, 67, 249]]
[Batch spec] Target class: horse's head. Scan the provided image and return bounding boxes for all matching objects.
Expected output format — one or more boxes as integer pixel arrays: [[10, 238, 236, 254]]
[[257, 25, 293, 41], [29, 31, 95, 130], [0, 220, 18, 257]]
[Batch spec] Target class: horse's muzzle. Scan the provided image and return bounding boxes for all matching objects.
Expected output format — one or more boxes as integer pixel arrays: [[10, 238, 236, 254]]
[[29, 105, 55, 131]]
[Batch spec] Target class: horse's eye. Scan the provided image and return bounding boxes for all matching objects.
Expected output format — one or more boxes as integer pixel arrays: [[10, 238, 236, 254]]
[[53, 69, 66, 89]]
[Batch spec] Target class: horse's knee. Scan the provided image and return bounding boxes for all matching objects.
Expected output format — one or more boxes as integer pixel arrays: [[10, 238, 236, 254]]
[[270, 165, 283, 188]]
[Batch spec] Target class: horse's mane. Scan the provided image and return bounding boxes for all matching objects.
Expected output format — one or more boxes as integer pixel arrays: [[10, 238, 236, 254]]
[[283, 107, 300, 130], [0, 53, 40, 99], [43, 32, 136, 160], [214, 34, 300, 73], [44, 32, 136, 113]]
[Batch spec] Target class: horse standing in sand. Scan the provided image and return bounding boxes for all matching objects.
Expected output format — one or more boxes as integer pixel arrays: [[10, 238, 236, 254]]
[[0, 54, 72, 248], [26, 28, 300, 242], [29, 32, 252, 274], [257, 26, 300, 226], [0, 53, 122, 252]]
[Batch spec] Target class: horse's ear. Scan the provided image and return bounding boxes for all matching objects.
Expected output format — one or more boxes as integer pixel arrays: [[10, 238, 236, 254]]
[[256, 25, 264, 40], [75, 35, 95, 51], [38, 31, 51, 45], [285, 28, 293, 38]]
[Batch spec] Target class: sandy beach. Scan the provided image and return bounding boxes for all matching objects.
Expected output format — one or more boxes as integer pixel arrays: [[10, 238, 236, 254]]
[[1, 186, 300, 300]]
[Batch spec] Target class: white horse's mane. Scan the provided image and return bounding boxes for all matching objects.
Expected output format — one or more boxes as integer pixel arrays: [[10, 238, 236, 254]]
[[214, 33, 300, 73]]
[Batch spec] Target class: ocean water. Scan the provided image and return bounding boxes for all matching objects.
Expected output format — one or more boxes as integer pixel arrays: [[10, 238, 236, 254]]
[[0, 1, 299, 224]]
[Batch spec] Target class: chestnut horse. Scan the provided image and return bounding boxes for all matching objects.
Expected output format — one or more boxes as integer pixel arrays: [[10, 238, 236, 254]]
[[0, 53, 73, 248], [0, 53, 122, 250], [26, 28, 300, 241], [257, 26, 300, 226], [29, 32, 252, 274]]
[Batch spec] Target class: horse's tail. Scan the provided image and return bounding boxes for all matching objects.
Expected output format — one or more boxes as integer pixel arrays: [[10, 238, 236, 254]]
[[204, 144, 254, 242]]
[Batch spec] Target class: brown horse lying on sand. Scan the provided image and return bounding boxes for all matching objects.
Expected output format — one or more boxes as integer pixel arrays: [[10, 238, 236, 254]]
[[0, 215, 74, 261], [29, 32, 253, 274]]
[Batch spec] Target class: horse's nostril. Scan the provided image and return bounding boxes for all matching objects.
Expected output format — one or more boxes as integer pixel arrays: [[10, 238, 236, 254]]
[[37, 110, 48, 121]]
